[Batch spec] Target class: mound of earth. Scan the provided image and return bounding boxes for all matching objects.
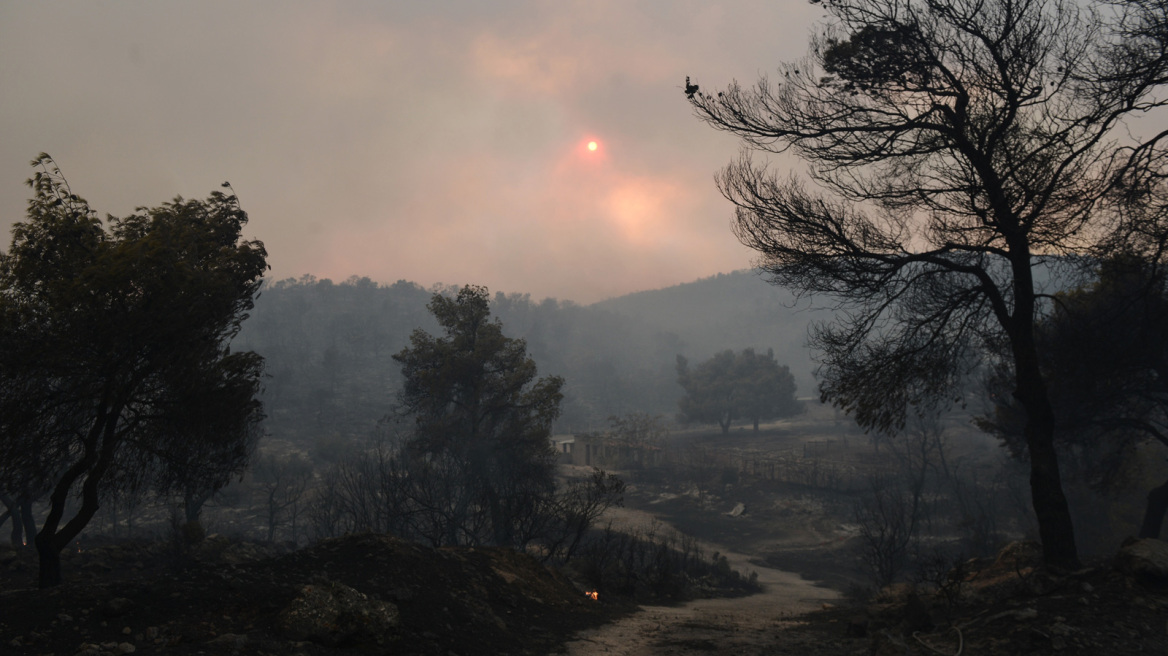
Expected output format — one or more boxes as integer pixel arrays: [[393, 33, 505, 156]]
[[0, 534, 630, 655]]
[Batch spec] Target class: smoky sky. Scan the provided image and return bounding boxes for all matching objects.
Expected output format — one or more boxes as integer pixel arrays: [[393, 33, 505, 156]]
[[0, 1, 822, 303]]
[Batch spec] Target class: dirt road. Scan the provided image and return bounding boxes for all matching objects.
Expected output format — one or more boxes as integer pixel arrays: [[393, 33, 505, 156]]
[[561, 509, 841, 655]]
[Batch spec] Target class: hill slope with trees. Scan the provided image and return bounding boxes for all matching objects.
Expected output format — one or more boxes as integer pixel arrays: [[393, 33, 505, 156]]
[[234, 270, 821, 447]]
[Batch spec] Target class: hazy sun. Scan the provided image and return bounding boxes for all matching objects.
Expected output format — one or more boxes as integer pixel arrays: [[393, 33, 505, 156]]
[[587, 141, 598, 152]]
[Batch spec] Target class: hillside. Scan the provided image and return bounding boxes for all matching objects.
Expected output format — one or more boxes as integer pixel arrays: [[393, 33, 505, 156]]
[[236, 271, 825, 444], [592, 269, 827, 395]]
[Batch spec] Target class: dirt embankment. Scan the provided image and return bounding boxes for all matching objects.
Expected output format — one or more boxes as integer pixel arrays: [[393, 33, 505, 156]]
[[0, 533, 629, 656]]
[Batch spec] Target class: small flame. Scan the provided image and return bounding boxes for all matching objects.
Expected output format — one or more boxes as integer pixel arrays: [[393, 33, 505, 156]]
[[585, 590, 598, 601]]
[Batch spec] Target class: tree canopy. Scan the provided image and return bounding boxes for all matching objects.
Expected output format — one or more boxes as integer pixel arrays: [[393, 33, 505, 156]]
[[0, 155, 268, 587], [688, 0, 1168, 568], [676, 348, 801, 434], [392, 285, 564, 547]]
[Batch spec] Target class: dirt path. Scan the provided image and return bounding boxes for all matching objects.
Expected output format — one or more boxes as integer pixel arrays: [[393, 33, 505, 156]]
[[561, 508, 841, 655]]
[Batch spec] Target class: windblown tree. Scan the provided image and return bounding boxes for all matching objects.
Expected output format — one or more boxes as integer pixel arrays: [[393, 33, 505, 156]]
[[688, 0, 1168, 568], [676, 348, 800, 433], [393, 285, 564, 548], [981, 256, 1168, 539], [0, 155, 268, 587]]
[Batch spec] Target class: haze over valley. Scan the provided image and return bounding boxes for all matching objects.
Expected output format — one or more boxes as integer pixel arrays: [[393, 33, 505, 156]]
[[236, 269, 824, 440], [4, 1, 1168, 654]]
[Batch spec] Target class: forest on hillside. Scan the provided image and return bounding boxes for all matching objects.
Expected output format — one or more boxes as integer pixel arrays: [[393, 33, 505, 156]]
[[233, 270, 823, 445]]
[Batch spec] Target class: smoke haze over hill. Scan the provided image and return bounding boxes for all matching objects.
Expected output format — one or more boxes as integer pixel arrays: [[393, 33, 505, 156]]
[[235, 270, 825, 441]]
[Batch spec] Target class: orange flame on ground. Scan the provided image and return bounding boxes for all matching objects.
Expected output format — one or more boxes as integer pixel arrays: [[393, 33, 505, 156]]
[[585, 591, 598, 601]]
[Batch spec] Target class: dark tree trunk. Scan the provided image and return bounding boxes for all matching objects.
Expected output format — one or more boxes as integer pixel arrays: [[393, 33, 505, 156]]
[[0, 494, 21, 548], [1139, 478, 1168, 539], [1022, 400, 1078, 568], [185, 488, 214, 524], [1013, 328, 1080, 569], [20, 498, 35, 546], [36, 409, 119, 588], [35, 536, 61, 588], [11, 508, 26, 548], [1007, 243, 1079, 570]]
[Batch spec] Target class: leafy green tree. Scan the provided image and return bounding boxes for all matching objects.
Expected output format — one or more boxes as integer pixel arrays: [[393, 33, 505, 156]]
[[0, 155, 268, 587], [393, 285, 564, 547], [687, 0, 1168, 568], [676, 348, 800, 434]]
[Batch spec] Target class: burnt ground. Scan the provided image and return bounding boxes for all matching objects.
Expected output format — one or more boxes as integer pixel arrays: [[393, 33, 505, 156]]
[[820, 543, 1168, 656], [0, 534, 634, 656], [1, 531, 1167, 656], [560, 530, 1168, 656], [4, 406, 1166, 656], [586, 421, 1168, 656]]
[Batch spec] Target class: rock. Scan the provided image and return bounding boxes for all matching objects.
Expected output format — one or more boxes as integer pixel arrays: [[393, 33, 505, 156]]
[[1117, 538, 1168, 586], [102, 597, 133, 618], [207, 633, 248, 650], [277, 580, 400, 647], [994, 540, 1042, 571], [117, 642, 136, 654], [1049, 622, 1077, 637]]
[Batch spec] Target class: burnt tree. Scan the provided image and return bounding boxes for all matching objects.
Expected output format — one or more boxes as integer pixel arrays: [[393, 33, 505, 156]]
[[688, 0, 1168, 568]]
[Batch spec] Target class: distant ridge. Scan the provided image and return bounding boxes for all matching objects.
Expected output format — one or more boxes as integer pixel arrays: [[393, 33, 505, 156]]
[[592, 269, 825, 395]]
